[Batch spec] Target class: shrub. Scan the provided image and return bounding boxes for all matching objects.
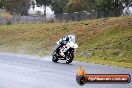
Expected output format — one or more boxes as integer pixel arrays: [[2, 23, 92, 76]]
[[4, 16, 13, 25]]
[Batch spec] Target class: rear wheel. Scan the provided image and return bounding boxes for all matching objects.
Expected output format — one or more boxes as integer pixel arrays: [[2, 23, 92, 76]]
[[52, 51, 58, 62]]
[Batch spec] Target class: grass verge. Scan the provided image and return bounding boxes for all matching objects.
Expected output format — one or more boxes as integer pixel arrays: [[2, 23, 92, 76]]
[[75, 57, 132, 68]]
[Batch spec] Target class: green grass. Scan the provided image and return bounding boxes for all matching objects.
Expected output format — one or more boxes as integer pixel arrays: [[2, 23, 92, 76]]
[[0, 16, 132, 68], [75, 57, 132, 68]]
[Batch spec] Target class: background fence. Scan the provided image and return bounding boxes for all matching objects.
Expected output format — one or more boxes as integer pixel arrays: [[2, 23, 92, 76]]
[[0, 15, 47, 24], [0, 11, 96, 25], [0, 10, 131, 25]]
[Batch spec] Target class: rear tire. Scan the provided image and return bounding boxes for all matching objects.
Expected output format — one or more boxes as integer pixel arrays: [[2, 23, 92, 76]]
[[52, 51, 58, 62]]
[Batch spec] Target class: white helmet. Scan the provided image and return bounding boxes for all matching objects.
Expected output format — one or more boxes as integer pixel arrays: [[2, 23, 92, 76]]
[[68, 34, 75, 43]]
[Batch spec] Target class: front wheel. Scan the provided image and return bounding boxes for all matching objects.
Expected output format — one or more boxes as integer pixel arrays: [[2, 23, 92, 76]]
[[52, 51, 58, 62], [66, 51, 74, 64]]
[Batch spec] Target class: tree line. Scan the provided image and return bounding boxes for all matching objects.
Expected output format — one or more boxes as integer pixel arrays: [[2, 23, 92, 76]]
[[0, 0, 132, 17]]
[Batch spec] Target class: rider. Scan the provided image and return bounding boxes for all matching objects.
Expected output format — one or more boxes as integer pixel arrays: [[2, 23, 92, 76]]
[[57, 34, 76, 46], [57, 34, 76, 57]]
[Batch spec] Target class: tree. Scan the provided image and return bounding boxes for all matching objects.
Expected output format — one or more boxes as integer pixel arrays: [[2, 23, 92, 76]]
[[1, 0, 31, 15], [84, 0, 96, 11], [95, 0, 110, 17], [64, 0, 96, 13], [51, 0, 95, 14], [31, 0, 36, 10], [96, 0, 132, 17], [36, 0, 52, 19], [51, 0, 68, 14], [0, 0, 3, 8], [65, 0, 85, 13]]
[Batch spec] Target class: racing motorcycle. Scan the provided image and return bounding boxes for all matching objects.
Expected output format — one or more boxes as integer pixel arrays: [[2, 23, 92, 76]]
[[52, 41, 78, 64]]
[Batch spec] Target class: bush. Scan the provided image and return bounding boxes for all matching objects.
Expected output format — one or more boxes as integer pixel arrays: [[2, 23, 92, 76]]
[[6, 20, 12, 25], [4, 16, 13, 25], [46, 17, 55, 23]]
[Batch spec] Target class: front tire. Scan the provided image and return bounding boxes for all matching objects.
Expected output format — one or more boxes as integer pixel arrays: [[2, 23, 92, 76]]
[[66, 51, 74, 64]]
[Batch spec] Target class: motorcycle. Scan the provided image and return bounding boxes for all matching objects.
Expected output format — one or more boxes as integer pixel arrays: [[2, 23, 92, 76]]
[[52, 40, 78, 64]]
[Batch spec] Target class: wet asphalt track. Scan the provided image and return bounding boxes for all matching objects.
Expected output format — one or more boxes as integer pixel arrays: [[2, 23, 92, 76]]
[[0, 53, 131, 88]]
